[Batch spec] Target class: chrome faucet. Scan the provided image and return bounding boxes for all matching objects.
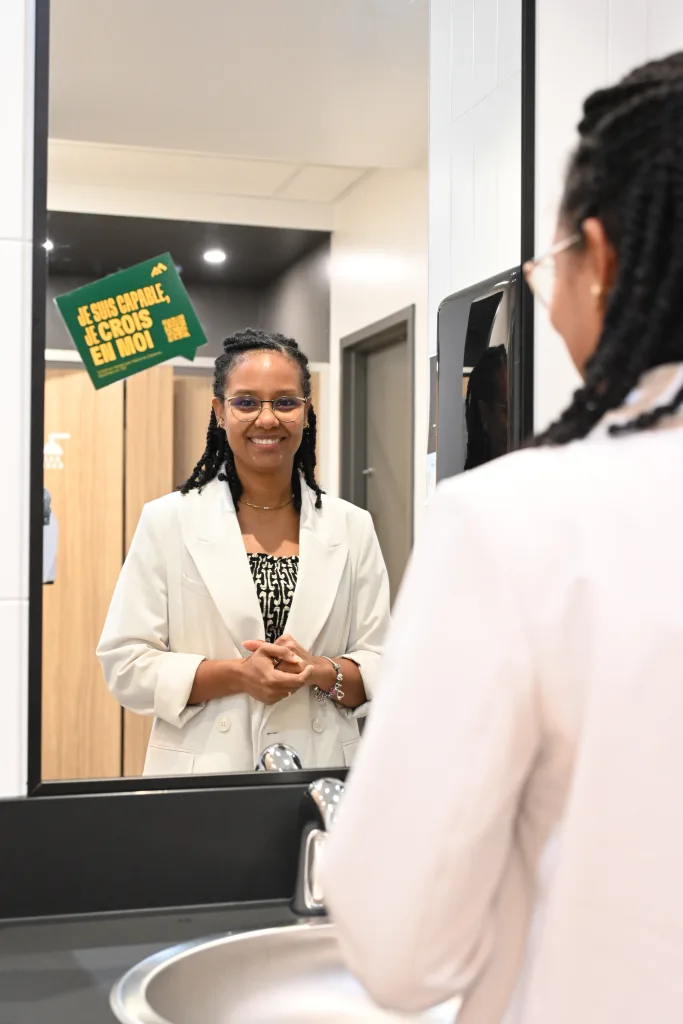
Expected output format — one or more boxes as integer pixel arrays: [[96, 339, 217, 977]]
[[292, 777, 345, 917], [255, 743, 303, 772], [254, 748, 344, 917]]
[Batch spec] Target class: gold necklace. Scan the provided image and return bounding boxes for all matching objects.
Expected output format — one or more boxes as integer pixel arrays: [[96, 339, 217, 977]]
[[239, 495, 294, 511]]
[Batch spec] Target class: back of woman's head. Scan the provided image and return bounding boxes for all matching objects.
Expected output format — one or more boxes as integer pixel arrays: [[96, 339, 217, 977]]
[[539, 51, 683, 445], [180, 327, 322, 510]]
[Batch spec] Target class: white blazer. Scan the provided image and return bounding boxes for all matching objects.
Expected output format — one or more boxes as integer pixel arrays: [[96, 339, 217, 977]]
[[98, 478, 390, 776], [325, 364, 683, 1024]]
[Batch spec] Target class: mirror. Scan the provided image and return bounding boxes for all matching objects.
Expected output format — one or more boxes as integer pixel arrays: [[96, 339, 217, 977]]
[[34, 0, 429, 787]]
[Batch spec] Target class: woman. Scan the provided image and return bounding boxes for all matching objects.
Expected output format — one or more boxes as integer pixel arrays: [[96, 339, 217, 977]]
[[98, 328, 390, 775], [325, 53, 683, 1024]]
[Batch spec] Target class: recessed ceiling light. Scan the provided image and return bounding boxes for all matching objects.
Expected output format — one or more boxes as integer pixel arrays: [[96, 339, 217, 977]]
[[43, 239, 54, 251], [203, 248, 227, 264]]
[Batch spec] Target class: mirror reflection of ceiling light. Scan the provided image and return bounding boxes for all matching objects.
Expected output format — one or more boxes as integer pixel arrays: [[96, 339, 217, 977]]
[[43, 239, 54, 251], [203, 248, 227, 264]]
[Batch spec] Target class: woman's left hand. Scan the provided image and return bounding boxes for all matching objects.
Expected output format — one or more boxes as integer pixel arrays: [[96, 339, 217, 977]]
[[276, 633, 338, 689]]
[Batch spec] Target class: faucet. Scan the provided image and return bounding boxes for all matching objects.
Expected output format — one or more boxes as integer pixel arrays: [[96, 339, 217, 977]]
[[291, 777, 345, 917], [255, 743, 303, 772], [253, 748, 344, 916]]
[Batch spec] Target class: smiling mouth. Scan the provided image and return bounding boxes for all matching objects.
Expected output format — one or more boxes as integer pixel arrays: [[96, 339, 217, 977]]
[[247, 436, 285, 448]]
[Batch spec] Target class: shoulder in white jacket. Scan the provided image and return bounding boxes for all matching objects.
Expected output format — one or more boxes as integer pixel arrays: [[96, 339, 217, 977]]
[[324, 364, 683, 1024]]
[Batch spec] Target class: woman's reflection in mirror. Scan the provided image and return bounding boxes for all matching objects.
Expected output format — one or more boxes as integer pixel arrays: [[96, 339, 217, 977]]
[[98, 328, 390, 775], [464, 344, 508, 470]]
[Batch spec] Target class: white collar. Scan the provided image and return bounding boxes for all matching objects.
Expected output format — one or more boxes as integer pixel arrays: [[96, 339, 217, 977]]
[[592, 363, 683, 437]]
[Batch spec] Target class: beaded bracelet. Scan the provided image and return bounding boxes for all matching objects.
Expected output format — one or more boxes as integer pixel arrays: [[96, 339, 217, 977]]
[[313, 657, 345, 703]]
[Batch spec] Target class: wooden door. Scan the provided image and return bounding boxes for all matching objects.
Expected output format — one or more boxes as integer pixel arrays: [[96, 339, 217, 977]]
[[42, 369, 124, 780], [121, 366, 174, 776], [173, 374, 214, 488]]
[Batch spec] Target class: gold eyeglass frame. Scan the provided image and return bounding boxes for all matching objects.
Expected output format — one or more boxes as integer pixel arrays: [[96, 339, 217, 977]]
[[523, 233, 582, 307]]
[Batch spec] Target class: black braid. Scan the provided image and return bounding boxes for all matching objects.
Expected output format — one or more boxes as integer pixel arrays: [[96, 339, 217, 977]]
[[536, 52, 683, 446], [180, 327, 324, 510]]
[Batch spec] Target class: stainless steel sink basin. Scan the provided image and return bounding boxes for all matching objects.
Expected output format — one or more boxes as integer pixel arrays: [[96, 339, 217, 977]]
[[111, 921, 461, 1023]]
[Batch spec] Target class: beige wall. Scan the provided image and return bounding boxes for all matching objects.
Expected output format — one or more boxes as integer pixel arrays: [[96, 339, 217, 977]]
[[328, 168, 429, 526]]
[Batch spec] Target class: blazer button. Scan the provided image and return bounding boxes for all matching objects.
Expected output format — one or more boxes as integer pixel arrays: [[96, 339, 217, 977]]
[[312, 718, 324, 734], [217, 715, 231, 733]]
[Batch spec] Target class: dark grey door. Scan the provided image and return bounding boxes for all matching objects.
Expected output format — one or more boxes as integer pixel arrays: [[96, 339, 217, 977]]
[[341, 307, 415, 604]]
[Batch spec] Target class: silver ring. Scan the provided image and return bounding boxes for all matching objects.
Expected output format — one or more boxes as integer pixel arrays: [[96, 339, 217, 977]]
[[273, 658, 280, 668]]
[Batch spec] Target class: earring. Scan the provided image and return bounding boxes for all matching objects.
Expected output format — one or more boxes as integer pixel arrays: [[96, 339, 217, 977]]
[[218, 418, 225, 429], [590, 283, 604, 301]]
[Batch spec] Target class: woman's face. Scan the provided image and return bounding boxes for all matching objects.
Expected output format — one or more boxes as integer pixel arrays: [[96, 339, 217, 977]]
[[213, 351, 308, 476], [549, 217, 618, 377]]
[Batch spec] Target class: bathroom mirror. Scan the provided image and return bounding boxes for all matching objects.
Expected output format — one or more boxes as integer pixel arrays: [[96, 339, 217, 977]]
[[29, 0, 430, 792]]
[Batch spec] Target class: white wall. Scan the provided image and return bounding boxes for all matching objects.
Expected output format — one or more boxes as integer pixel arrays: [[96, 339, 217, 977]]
[[535, 0, 683, 431], [328, 168, 428, 527], [0, 0, 34, 797], [429, 0, 522, 360]]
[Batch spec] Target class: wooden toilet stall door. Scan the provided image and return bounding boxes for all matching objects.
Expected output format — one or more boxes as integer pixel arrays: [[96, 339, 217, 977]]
[[42, 369, 125, 781], [42, 366, 214, 781]]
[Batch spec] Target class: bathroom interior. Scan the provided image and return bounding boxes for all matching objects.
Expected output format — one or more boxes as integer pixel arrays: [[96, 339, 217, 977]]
[[1, 0, 681, 1021]]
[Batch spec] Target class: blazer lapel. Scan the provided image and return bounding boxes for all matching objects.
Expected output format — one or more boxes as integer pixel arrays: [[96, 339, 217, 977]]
[[179, 479, 264, 651], [284, 486, 349, 652]]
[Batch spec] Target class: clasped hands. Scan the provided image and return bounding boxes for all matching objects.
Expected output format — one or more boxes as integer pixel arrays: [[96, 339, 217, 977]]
[[241, 634, 334, 705]]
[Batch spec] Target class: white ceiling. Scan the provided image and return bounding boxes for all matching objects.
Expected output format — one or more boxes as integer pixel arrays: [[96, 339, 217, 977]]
[[48, 0, 428, 174]]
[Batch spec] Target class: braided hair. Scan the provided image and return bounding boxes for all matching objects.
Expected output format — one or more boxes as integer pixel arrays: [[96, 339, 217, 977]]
[[537, 51, 683, 446], [465, 345, 508, 470], [180, 328, 324, 511]]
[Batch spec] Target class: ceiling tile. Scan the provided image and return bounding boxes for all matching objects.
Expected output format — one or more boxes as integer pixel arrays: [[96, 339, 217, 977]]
[[48, 141, 298, 198], [276, 165, 368, 203]]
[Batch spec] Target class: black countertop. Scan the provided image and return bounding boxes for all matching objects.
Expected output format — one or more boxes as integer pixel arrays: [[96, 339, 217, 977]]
[[0, 900, 297, 1023]]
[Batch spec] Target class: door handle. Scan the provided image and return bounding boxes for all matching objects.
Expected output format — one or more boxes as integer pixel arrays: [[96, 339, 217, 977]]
[[361, 467, 375, 476]]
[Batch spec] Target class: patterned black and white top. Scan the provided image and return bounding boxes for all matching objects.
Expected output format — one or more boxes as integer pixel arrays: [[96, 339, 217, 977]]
[[248, 553, 299, 644]]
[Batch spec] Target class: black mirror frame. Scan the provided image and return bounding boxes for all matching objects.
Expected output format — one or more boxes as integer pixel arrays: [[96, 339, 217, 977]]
[[27, 0, 536, 798]]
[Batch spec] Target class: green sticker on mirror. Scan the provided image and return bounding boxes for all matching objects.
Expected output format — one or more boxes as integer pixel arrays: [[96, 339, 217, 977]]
[[54, 253, 208, 389]]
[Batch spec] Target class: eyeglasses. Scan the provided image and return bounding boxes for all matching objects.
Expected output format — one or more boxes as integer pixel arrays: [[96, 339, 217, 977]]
[[523, 234, 582, 308], [225, 395, 307, 422]]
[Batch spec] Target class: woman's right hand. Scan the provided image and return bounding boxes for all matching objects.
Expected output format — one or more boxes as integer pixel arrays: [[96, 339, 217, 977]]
[[239, 642, 314, 705]]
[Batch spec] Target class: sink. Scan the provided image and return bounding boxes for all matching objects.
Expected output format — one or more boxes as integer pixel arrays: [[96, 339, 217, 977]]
[[111, 921, 461, 1023]]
